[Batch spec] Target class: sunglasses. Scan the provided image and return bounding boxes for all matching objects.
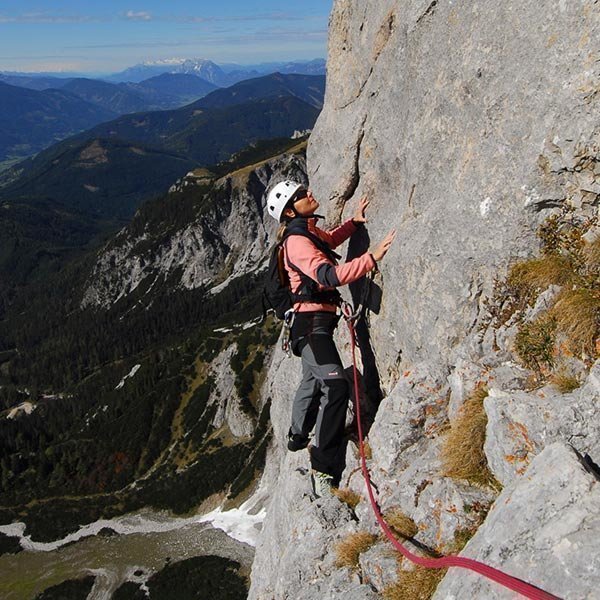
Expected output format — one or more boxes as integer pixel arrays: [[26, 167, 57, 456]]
[[293, 189, 308, 202]]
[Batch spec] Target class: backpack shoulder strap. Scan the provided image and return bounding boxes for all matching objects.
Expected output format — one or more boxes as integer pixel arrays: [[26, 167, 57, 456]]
[[282, 227, 342, 264], [277, 224, 343, 307]]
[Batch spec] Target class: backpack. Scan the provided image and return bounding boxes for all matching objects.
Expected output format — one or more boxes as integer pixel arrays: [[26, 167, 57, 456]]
[[261, 220, 342, 320], [262, 240, 294, 319]]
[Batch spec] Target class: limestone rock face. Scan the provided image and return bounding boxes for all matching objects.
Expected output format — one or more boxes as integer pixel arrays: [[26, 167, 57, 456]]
[[249, 451, 378, 600], [412, 478, 495, 551], [249, 1, 600, 598], [309, 0, 599, 379], [209, 343, 255, 439], [484, 360, 600, 486], [433, 443, 600, 600], [358, 543, 398, 593]]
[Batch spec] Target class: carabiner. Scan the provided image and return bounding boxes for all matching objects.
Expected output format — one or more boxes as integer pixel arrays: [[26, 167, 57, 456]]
[[341, 300, 359, 323], [281, 309, 296, 357]]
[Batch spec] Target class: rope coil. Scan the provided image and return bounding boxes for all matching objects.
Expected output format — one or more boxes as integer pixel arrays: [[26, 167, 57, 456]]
[[344, 316, 562, 600]]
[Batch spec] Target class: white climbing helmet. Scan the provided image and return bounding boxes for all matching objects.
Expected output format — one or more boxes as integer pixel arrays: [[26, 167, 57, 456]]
[[267, 180, 304, 222]]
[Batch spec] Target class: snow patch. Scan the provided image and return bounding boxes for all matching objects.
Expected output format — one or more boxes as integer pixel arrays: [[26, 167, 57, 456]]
[[214, 317, 261, 335], [86, 568, 120, 600], [116, 364, 142, 390], [0, 522, 26, 538], [0, 489, 267, 552], [197, 496, 266, 546]]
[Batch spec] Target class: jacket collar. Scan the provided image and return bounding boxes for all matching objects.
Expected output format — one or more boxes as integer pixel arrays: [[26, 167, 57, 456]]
[[287, 214, 324, 230]]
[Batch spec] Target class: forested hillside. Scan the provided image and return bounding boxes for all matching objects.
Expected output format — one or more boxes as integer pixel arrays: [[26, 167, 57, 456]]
[[0, 141, 306, 546]]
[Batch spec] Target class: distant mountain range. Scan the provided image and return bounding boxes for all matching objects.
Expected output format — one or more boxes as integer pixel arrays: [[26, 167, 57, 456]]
[[0, 59, 325, 169], [0, 73, 219, 114], [0, 58, 325, 88], [77, 73, 324, 162], [0, 74, 79, 91], [102, 58, 326, 86], [0, 76, 218, 168], [58, 74, 220, 114], [192, 72, 325, 110], [0, 73, 324, 220]]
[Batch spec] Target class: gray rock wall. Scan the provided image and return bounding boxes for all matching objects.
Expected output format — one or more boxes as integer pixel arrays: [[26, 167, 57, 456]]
[[250, 1, 600, 599], [485, 360, 600, 486], [310, 0, 599, 378], [433, 443, 600, 600]]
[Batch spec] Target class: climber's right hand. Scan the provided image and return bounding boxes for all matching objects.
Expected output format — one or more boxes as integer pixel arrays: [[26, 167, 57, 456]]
[[371, 229, 397, 262]]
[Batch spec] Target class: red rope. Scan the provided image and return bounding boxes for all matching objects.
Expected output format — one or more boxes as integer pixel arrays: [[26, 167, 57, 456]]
[[346, 319, 562, 600]]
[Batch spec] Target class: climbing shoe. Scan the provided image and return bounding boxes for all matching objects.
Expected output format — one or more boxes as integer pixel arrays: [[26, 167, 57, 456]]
[[310, 469, 334, 498], [287, 428, 309, 452]]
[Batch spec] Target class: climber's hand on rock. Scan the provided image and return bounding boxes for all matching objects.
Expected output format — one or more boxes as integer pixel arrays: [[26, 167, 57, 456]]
[[353, 196, 370, 223], [371, 229, 397, 262]]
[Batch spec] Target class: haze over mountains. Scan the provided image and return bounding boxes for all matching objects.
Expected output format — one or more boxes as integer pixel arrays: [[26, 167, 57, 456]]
[[102, 57, 326, 86], [0, 57, 326, 90], [0, 58, 326, 169], [0, 73, 324, 217]]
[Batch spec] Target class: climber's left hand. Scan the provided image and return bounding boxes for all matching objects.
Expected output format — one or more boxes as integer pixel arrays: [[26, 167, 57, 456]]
[[353, 196, 369, 223]]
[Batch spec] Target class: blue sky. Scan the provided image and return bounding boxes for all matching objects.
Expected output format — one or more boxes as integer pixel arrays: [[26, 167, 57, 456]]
[[0, 1, 332, 75]]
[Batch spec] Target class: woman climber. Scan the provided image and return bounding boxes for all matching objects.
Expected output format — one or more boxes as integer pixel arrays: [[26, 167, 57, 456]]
[[266, 180, 396, 497]]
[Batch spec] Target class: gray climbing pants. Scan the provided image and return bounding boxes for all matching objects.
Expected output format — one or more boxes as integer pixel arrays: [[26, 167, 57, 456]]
[[291, 312, 350, 477]]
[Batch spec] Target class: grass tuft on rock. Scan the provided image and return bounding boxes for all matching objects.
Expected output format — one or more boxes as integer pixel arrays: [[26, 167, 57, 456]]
[[549, 367, 581, 393], [441, 386, 499, 488], [507, 254, 574, 305], [584, 236, 600, 272], [382, 565, 447, 600], [333, 488, 362, 510], [550, 287, 600, 358], [483, 210, 600, 370], [514, 314, 557, 374], [335, 531, 378, 569], [383, 508, 418, 539]]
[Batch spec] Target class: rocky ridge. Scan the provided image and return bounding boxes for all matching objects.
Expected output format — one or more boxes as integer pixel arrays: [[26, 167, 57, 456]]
[[81, 151, 308, 309], [249, 1, 600, 599]]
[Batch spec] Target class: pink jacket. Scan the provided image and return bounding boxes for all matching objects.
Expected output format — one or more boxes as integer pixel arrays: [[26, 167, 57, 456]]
[[283, 218, 376, 313]]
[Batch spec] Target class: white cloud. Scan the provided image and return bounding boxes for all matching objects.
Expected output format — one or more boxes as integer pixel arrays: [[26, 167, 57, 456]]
[[65, 28, 327, 51], [0, 10, 324, 26], [66, 40, 195, 50], [3, 60, 87, 72], [124, 10, 152, 22], [0, 12, 101, 23], [170, 12, 308, 24]]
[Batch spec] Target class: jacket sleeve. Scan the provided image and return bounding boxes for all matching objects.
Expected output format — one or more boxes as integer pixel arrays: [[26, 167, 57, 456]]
[[315, 219, 359, 249], [286, 235, 375, 288]]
